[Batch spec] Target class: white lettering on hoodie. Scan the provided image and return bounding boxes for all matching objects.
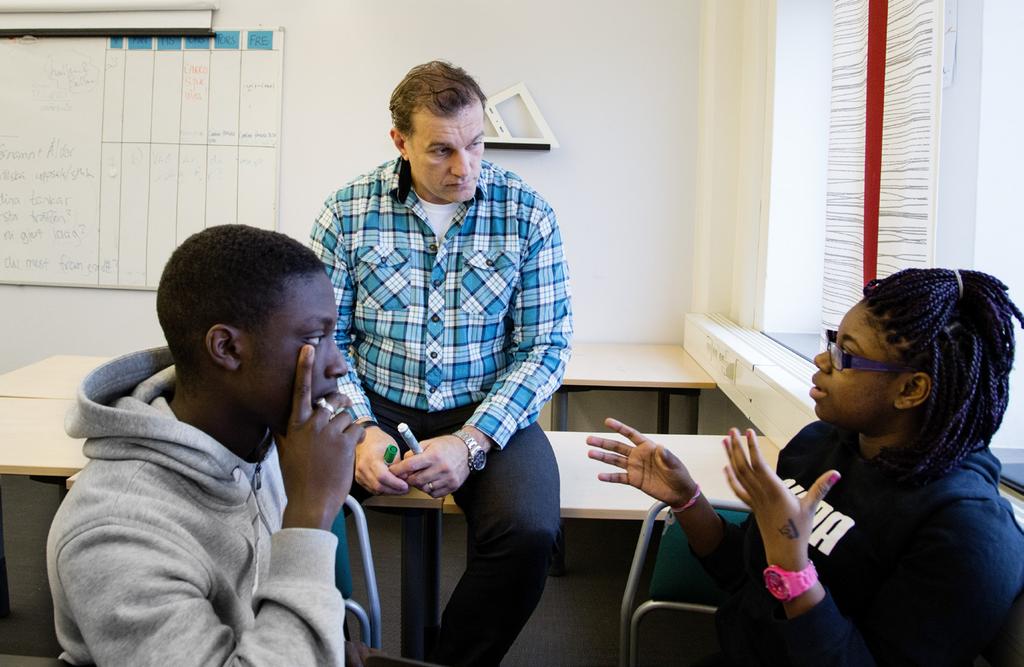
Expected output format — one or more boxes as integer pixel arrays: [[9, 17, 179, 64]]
[[784, 478, 856, 556]]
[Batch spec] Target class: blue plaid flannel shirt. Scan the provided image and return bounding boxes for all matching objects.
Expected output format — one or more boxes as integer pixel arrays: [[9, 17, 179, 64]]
[[310, 158, 573, 447]]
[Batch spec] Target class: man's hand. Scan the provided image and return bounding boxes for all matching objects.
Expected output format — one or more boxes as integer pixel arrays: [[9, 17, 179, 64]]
[[354, 425, 409, 495], [391, 435, 471, 498], [274, 345, 364, 531]]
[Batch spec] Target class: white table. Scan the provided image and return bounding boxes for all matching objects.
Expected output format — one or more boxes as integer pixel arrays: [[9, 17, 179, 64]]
[[0, 396, 84, 618], [547, 430, 777, 517], [444, 431, 778, 519], [555, 343, 716, 432], [0, 355, 108, 400], [0, 398, 84, 476]]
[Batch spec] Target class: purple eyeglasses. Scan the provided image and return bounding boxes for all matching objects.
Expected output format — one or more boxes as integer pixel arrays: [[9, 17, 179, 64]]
[[826, 329, 915, 373]]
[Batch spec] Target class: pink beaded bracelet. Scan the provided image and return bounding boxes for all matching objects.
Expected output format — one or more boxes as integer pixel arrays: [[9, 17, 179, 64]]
[[670, 484, 702, 512]]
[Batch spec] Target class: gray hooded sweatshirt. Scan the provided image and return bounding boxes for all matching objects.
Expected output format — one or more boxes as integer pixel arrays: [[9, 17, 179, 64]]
[[46, 347, 345, 666]]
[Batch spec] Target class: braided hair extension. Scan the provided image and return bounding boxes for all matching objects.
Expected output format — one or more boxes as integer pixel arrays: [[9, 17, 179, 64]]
[[861, 268, 1024, 483]]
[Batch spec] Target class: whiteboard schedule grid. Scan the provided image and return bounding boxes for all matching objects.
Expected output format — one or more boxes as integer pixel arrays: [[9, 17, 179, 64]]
[[0, 29, 284, 289]]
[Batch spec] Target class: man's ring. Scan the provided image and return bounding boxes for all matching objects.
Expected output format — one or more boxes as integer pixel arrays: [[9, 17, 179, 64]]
[[315, 398, 337, 419], [428, 481, 434, 493]]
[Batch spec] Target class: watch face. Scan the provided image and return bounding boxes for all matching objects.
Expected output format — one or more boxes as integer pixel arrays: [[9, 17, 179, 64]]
[[470, 449, 486, 471], [456, 430, 487, 472], [764, 569, 790, 600]]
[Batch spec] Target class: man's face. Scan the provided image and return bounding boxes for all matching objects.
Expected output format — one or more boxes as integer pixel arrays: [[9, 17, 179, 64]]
[[244, 271, 347, 434], [391, 103, 485, 204]]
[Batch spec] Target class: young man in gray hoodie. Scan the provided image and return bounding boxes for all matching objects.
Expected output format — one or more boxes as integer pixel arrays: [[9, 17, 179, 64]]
[[46, 225, 366, 665]]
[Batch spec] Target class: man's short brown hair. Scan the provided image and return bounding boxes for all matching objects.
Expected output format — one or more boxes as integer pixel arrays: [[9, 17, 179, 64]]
[[389, 61, 486, 135]]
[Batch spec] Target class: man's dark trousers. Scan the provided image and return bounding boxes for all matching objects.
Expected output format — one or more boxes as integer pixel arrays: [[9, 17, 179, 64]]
[[354, 390, 560, 667]]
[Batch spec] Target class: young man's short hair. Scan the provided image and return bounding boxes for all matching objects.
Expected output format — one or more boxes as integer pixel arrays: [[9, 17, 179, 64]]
[[156, 224, 325, 384]]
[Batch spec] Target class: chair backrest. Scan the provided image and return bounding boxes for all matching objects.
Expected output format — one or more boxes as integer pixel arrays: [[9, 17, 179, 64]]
[[648, 509, 749, 606], [982, 592, 1024, 667], [330, 496, 382, 649], [331, 506, 355, 598]]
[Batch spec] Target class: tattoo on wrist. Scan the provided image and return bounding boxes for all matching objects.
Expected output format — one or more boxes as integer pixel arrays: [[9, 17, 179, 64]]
[[778, 519, 800, 539]]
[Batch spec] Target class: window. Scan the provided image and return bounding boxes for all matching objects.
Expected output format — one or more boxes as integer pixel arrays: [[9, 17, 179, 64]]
[[692, 0, 1024, 481], [760, 0, 831, 362]]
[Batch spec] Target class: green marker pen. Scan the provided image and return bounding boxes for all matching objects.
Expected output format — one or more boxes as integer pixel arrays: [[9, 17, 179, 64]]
[[383, 443, 399, 465]]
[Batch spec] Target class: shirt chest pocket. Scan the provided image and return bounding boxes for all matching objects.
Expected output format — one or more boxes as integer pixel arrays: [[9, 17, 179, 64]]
[[354, 245, 411, 311], [460, 250, 518, 318]]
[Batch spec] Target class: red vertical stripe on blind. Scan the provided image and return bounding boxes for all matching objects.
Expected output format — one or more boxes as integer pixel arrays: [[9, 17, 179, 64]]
[[863, 0, 888, 285]]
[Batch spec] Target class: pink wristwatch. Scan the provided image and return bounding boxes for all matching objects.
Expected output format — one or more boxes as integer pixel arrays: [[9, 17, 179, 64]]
[[763, 561, 818, 602]]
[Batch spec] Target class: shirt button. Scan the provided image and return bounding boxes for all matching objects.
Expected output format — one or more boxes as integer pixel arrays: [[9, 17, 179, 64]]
[[430, 351, 438, 359], [431, 314, 440, 323], [486, 259, 494, 266], [429, 243, 438, 252], [429, 386, 437, 393], [433, 279, 442, 287]]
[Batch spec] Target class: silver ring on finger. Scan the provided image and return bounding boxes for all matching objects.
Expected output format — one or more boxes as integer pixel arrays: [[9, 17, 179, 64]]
[[315, 398, 337, 419], [427, 481, 434, 493]]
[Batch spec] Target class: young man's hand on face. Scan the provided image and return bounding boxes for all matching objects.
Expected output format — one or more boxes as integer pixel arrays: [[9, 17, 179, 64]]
[[276, 344, 364, 531]]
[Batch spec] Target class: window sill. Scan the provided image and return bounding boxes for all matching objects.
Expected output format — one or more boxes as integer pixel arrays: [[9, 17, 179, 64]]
[[684, 313, 817, 447]]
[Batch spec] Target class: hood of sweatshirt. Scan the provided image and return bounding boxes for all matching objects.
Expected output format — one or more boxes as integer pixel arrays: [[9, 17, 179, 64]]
[[67, 346, 270, 505]]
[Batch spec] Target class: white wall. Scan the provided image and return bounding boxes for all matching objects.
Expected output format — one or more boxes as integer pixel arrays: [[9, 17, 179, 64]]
[[0, 0, 700, 374], [974, 0, 1024, 452], [690, 0, 759, 320]]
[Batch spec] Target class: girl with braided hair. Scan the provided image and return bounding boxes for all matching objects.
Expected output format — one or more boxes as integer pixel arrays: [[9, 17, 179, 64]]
[[589, 268, 1024, 666]]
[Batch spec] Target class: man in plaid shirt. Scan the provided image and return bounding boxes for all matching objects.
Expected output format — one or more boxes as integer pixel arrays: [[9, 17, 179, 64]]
[[310, 61, 572, 666]]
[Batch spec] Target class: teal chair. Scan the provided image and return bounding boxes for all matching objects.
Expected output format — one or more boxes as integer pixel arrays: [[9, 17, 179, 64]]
[[331, 496, 382, 649], [620, 500, 748, 667]]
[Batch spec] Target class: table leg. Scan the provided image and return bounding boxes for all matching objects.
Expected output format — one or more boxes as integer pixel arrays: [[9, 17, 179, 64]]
[[423, 509, 442, 656], [655, 390, 701, 434], [400, 510, 425, 659], [0, 482, 9, 618], [682, 390, 700, 434], [553, 390, 569, 431], [657, 390, 671, 433]]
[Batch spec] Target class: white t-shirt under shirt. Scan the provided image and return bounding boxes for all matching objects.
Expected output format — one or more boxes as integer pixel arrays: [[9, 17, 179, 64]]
[[416, 194, 461, 241]]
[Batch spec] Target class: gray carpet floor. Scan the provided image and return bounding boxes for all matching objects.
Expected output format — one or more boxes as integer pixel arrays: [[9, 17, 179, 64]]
[[0, 474, 719, 666]]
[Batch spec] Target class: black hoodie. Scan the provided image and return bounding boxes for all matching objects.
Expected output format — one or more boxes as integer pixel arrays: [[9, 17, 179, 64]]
[[699, 421, 1024, 666]]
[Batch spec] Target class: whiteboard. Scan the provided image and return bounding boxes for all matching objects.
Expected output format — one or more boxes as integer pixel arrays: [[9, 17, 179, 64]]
[[0, 28, 283, 289]]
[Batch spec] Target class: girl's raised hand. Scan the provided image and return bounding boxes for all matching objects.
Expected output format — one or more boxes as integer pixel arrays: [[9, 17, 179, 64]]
[[723, 428, 840, 570], [586, 417, 699, 508]]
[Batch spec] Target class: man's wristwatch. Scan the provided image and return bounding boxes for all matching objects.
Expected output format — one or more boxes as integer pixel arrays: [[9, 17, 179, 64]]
[[453, 429, 486, 472], [763, 561, 818, 602]]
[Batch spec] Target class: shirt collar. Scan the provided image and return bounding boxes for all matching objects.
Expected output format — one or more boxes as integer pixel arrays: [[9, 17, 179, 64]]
[[389, 157, 489, 205]]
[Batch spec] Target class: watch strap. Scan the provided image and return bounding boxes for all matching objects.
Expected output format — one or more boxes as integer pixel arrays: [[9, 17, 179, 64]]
[[763, 561, 818, 602], [453, 429, 486, 472]]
